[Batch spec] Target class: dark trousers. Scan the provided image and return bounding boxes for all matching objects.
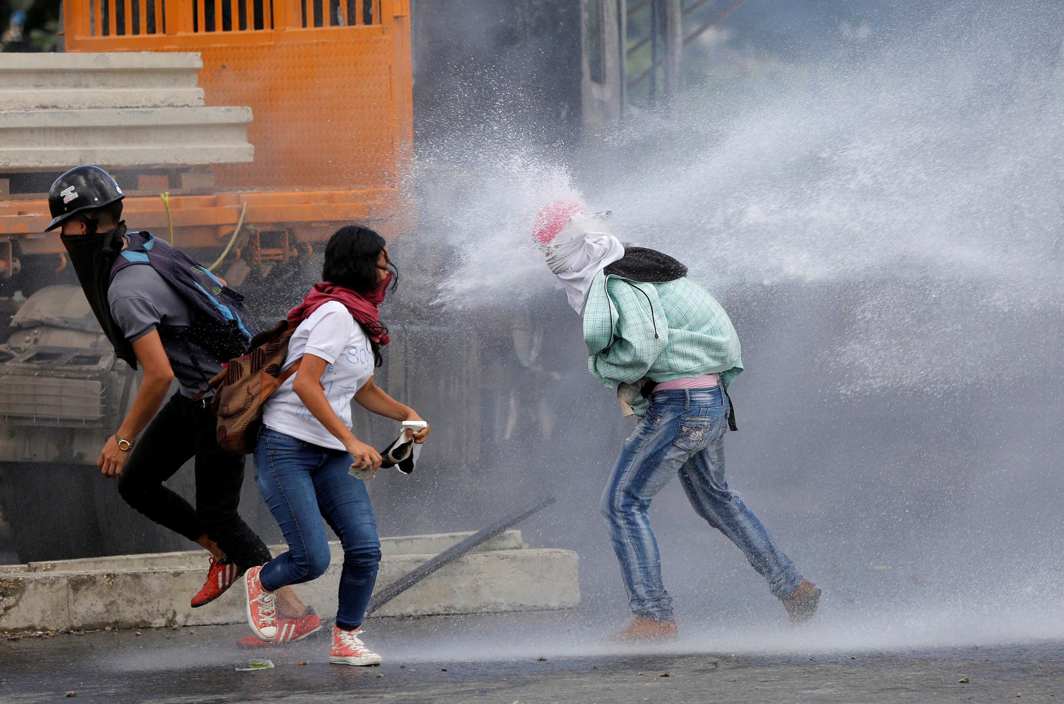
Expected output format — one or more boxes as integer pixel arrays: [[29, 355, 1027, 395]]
[[117, 393, 272, 569]]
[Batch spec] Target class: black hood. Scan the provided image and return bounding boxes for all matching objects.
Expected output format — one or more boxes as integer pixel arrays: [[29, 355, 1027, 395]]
[[604, 246, 688, 283]]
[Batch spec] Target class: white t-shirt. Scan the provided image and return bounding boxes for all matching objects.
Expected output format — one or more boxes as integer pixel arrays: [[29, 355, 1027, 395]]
[[263, 301, 375, 451]]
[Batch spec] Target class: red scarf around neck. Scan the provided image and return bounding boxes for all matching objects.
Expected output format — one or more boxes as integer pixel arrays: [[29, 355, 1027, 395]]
[[287, 280, 390, 346]]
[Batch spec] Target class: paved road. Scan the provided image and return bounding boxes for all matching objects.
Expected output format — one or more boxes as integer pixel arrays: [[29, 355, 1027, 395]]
[[2, 613, 1062, 703]]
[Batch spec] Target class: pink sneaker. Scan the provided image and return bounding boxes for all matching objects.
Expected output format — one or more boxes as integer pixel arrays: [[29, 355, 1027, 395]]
[[243, 566, 278, 640], [328, 625, 382, 666], [276, 609, 322, 644]]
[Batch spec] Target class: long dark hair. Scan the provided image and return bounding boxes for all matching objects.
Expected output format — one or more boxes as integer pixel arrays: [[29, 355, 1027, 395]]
[[323, 225, 398, 295], [323, 225, 398, 366]]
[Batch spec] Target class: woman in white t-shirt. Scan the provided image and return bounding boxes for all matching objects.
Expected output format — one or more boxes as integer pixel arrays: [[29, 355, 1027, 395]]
[[242, 225, 430, 666]]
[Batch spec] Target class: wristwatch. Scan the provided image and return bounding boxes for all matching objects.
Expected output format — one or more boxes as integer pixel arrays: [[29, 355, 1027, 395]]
[[115, 436, 134, 452]]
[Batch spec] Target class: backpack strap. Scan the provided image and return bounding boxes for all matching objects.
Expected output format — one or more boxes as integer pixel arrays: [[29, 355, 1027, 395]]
[[203, 357, 301, 402], [207, 321, 300, 392], [109, 230, 222, 390], [109, 230, 254, 364], [109, 231, 156, 281], [278, 358, 302, 384]]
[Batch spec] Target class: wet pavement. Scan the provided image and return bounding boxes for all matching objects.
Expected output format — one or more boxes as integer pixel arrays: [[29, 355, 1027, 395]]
[[2, 612, 1062, 703]]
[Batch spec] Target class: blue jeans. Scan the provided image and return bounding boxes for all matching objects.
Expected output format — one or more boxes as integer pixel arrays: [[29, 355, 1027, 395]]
[[601, 387, 802, 621], [254, 427, 382, 630]]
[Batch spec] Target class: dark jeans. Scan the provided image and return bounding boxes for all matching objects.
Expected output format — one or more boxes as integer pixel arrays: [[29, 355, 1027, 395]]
[[117, 393, 272, 569], [254, 427, 381, 630]]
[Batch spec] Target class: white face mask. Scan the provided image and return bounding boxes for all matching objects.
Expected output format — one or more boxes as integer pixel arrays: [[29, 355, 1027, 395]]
[[544, 213, 626, 314]]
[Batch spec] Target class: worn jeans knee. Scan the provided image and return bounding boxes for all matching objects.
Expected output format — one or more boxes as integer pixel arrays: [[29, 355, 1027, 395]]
[[289, 539, 332, 583], [344, 543, 381, 570]]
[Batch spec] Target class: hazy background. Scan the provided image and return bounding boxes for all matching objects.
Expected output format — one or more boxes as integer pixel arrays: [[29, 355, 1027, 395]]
[[3, 0, 1061, 655], [386, 0, 1064, 652]]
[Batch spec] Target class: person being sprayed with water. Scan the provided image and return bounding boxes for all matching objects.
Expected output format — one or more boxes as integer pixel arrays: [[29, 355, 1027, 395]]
[[533, 201, 820, 640], [243, 225, 430, 666], [45, 165, 313, 630]]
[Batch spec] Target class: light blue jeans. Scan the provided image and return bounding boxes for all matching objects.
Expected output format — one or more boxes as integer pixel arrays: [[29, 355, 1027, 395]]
[[255, 427, 381, 630], [601, 387, 802, 621]]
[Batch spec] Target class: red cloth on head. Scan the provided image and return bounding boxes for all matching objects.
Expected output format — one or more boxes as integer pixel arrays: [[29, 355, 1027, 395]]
[[287, 278, 391, 347], [532, 200, 584, 247]]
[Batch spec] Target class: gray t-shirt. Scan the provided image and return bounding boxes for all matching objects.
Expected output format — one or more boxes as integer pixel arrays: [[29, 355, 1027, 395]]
[[108, 265, 221, 396]]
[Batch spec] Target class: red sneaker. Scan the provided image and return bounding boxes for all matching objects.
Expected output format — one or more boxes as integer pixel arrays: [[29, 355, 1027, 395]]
[[329, 625, 382, 666], [190, 558, 243, 608], [237, 610, 322, 648], [243, 566, 278, 640]]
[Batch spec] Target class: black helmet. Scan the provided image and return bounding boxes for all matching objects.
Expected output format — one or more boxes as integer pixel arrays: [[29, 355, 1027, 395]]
[[46, 165, 125, 232]]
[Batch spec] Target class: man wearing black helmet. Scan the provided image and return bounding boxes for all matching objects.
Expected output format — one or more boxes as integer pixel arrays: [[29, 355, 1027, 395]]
[[47, 165, 316, 642]]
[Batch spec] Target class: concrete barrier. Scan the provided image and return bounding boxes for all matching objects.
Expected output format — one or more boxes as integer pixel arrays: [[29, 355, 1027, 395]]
[[0, 52, 203, 91], [0, 531, 581, 633], [0, 107, 254, 170], [0, 88, 206, 111], [9, 531, 528, 575], [0, 52, 253, 171], [0, 53, 203, 111]]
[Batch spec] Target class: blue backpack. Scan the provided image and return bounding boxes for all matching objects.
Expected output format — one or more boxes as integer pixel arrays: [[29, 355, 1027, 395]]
[[109, 231, 255, 364]]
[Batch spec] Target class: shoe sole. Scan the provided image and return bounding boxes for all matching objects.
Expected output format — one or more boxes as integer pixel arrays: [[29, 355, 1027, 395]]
[[329, 655, 382, 667], [190, 590, 228, 609], [243, 571, 277, 641]]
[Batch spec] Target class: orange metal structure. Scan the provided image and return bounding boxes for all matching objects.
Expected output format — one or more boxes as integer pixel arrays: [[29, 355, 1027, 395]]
[[0, 0, 413, 261]]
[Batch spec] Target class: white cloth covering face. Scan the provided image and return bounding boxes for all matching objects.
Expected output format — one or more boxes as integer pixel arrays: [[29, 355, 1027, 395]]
[[544, 212, 625, 314]]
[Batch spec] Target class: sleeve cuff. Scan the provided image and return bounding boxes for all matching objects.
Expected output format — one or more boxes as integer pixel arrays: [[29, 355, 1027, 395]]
[[302, 345, 338, 364], [127, 324, 157, 343]]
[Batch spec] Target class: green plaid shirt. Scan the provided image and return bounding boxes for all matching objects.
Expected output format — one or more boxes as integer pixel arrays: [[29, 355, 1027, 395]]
[[582, 272, 743, 414]]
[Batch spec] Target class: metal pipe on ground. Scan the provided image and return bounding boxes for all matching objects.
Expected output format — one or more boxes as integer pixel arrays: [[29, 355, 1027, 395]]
[[367, 495, 557, 615]]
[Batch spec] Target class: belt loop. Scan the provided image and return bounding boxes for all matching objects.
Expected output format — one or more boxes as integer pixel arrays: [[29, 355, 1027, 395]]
[[684, 388, 691, 410]]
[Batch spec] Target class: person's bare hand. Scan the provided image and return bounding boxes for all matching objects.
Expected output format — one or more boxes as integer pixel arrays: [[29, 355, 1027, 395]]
[[97, 435, 129, 478], [404, 414, 431, 444], [346, 439, 382, 470]]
